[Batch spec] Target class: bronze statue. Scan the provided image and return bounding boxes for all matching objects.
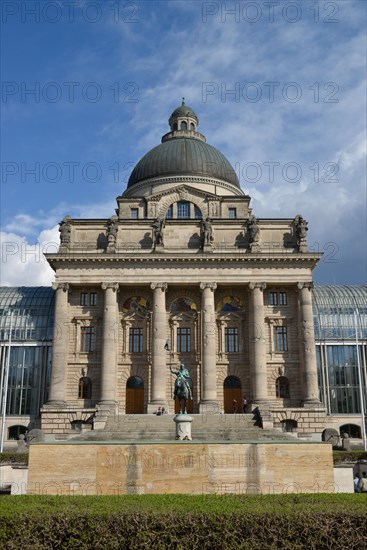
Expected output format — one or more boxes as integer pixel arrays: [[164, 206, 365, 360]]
[[170, 361, 192, 414]]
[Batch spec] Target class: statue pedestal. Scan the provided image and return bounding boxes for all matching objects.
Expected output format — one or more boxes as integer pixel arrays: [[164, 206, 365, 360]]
[[173, 414, 193, 441]]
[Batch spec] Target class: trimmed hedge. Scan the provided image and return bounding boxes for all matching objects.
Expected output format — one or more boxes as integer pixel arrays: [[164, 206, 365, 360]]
[[333, 450, 367, 464], [0, 452, 29, 465], [0, 495, 366, 550]]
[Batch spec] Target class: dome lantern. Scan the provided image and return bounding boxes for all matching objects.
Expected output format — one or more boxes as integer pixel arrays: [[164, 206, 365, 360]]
[[168, 98, 199, 133]]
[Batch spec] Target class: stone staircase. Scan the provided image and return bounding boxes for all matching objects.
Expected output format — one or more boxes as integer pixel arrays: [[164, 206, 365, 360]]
[[71, 413, 296, 442]]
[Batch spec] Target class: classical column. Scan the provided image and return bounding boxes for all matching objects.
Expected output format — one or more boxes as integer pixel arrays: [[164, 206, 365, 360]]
[[99, 283, 119, 405], [200, 283, 218, 409], [298, 282, 320, 405], [47, 283, 69, 404], [149, 283, 168, 411], [249, 282, 268, 404]]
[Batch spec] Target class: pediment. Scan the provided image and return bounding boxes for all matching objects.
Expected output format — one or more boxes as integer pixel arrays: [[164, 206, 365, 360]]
[[146, 184, 218, 203]]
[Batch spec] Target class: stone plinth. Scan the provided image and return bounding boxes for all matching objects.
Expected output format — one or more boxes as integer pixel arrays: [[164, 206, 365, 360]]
[[174, 414, 193, 440], [27, 441, 335, 495]]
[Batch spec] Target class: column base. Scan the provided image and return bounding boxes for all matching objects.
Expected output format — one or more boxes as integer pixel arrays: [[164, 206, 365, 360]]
[[147, 401, 168, 414], [199, 401, 220, 414]]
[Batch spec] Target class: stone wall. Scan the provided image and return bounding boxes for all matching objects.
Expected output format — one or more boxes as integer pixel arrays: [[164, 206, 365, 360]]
[[28, 441, 335, 495]]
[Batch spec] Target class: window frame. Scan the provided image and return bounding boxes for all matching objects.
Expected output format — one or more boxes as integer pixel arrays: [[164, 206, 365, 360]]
[[228, 207, 237, 219], [129, 327, 144, 353], [273, 326, 288, 352], [80, 326, 95, 353], [177, 327, 191, 353], [78, 377, 92, 399], [224, 326, 239, 353]]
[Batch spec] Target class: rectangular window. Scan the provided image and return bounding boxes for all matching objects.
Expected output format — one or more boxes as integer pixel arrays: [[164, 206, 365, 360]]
[[270, 292, 278, 305], [129, 327, 143, 353], [177, 201, 190, 219], [228, 207, 237, 219], [177, 327, 191, 353], [80, 292, 88, 306], [81, 327, 95, 352], [225, 327, 239, 352], [273, 326, 288, 352], [131, 208, 139, 219], [80, 292, 97, 306], [279, 292, 287, 305]]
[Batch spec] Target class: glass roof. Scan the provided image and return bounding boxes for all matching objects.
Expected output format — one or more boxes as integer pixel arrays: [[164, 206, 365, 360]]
[[0, 287, 55, 342], [313, 285, 367, 340]]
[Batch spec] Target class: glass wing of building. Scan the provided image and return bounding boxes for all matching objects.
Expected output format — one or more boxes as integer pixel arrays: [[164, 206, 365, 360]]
[[0, 287, 54, 423], [313, 285, 367, 416]]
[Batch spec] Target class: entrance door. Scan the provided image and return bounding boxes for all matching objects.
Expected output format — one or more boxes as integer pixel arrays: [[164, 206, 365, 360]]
[[223, 375, 242, 413], [126, 376, 144, 414], [174, 378, 193, 413]]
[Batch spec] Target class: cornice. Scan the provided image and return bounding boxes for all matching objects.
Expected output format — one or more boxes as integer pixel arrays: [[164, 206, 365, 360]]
[[45, 252, 322, 269], [121, 175, 246, 198]]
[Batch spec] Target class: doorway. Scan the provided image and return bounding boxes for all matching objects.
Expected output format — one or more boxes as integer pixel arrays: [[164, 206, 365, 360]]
[[125, 376, 144, 414], [223, 375, 242, 413]]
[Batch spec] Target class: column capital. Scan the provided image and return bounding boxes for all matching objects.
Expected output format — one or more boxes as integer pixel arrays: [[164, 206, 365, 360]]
[[150, 282, 168, 291], [200, 282, 217, 291], [52, 282, 69, 292], [249, 282, 266, 291], [101, 283, 119, 291], [297, 282, 314, 291]]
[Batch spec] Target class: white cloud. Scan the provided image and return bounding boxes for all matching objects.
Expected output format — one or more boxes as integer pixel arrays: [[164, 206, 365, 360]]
[[1, 227, 59, 287]]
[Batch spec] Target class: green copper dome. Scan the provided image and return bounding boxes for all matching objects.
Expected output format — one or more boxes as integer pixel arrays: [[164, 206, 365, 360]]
[[128, 102, 240, 189], [128, 138, 240, 188]]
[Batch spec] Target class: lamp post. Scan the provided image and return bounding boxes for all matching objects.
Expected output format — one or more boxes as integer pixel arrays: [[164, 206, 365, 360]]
[[354, 310, 367, 451], [0, 311, 14, 453]]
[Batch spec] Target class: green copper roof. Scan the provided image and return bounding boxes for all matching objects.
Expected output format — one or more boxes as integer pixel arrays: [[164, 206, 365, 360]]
[[128, 137, 240, 188], [170, 102, 198, 121]]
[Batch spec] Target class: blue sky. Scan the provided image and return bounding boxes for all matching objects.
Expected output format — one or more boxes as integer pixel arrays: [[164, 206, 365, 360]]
[[1, 0, 366, 285]]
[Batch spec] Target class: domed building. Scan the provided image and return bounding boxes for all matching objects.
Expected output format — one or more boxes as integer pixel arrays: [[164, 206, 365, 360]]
[[41, 102, 327, 438]]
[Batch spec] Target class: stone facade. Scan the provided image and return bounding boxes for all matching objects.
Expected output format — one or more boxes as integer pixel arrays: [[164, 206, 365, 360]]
[[42, 102, 325, 439]]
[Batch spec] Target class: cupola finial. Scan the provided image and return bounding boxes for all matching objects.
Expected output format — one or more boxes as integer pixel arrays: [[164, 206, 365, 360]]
[[182, 97, 185, 105]]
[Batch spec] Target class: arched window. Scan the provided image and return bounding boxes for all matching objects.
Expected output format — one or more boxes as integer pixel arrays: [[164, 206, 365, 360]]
[[180, 121, 187, 130], [281, 419, 297, 432], [276, 376, 290, 398], [340, 424, 361, 438], [194, 205, 202, 219], [173, 122, 178, 131], [190, 122, 195, 130], [78, 377, 92, 399], [165, 205, 173, 219]]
